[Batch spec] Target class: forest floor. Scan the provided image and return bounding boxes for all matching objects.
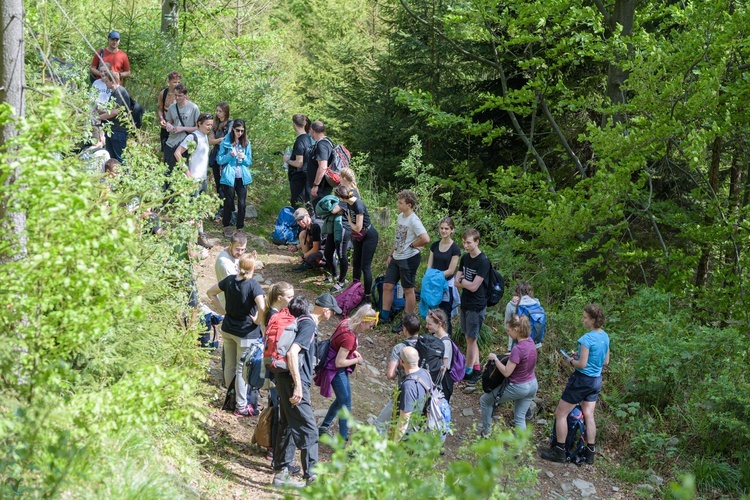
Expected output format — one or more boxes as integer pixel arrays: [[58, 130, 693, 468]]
[[191, 216, 636, 499]]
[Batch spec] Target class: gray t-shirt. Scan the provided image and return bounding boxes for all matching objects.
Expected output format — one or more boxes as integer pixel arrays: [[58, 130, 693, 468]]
[[389, 337, 418, 384], [439, 335, 453, 369], [398, 368, 432, 413], [392, 212, 427, 260], [165, 101, 200, 147]]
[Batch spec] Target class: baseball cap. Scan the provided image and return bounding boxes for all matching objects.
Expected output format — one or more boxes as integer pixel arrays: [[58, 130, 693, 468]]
[[314, 293, 342, 314], [293, 207, 309, 221], [108, 31, 121, 40]]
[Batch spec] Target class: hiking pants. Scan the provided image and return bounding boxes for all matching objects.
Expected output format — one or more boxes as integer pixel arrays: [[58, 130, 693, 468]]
[[289, 172, 308, 208], [274, 372, 318, 478], [480, 378, 538, 433], [221, 332, 252, 410]]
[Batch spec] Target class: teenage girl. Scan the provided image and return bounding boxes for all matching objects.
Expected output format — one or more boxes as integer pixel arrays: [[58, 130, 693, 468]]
[[216, 119, 252, 237], [426, 216, 461, 335], [209, 102, 232, 199], [426, 308, 454, 402]]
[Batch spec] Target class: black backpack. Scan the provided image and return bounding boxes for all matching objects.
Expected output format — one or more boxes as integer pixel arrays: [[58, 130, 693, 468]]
[[301, 134, 315, 174], [481, 355, 509, 394], [412, 334, 445, 383], [485, 264, 505, 307]]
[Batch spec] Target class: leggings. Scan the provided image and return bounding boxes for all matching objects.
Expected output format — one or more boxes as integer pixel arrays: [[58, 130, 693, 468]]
[[337, 230, 352, 283], [324, 233, 337, 277], [353, 225, 378, 294], [222, 178, 247, 229]]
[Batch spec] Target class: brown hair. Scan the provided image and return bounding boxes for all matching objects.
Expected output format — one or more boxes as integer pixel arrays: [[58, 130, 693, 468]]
[[515, 281, 533, 297], [311, 120, 325, 134], [397, 189, 418, 210], [293, 114, 311, 134], [334, 184, 355, 200], [167, 71, 182, 80], [438, 216, 455, 230], [213, 102, 230, 131], [584, 304, 605, 328], [506, 315, 531, 339], [237, 253, 256, 280], [174, 83, 188, 94], [461, 228, 480, 242], [229, 231, 247, 246], [427, 309, 449, 330]]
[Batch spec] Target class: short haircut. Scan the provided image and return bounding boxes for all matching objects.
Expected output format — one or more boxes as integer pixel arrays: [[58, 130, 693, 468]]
[[311, 120, 325, 133], [584, 304, 605, 328], [462, 228, 480, 242], [104, 158, 120, 174], [230, 231, 247, 246], [174, 83, 188, 94], [506, 314, 531, 339], [167, 71, 182, 80], [397, 189, 418, 209], [515, 281, 533, 297], [402, 313, 421, 336], [197, 113, 213, 124], [400, 346, 419, 367], [289, 296, 310, 317]]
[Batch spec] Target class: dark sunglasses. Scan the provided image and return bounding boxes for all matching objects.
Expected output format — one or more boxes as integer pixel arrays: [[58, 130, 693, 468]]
[[234, 128, 245, 132]]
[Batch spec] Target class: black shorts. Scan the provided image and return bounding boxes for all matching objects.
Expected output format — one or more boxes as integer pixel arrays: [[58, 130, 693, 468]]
[[561, 371, 602, 404], [384, 253, 421, 289]]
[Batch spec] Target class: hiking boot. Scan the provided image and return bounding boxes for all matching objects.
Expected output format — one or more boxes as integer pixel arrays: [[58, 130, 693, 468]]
[[273, 469, 305, 489], [466, 370, 482, 386], [540, 444, 567, 463], [305, 475, 317, 487], [223, 226, 233, 238], [197, 232, 214, 249], [391, 320, 403, 334], [583, 445, 595, 464], [292, 262, 311, 272], [318, 425, 330, 438]]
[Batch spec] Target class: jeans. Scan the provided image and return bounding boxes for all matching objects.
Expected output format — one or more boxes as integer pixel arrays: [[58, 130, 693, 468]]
[[221, 331, 252, 409], [321, 369, 352, 439], [105, 130, 128, 163], [222, 178, 247, 230], [352, 225, 378, 294], [480, 378, 538, 433]]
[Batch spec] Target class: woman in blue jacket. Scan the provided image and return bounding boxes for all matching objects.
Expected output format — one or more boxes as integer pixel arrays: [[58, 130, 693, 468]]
[[217, 119, 252, 237]]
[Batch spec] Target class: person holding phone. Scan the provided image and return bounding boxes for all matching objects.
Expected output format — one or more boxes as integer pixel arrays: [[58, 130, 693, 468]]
[[542, 304, 610, 465], [216, 119, 253, 237]]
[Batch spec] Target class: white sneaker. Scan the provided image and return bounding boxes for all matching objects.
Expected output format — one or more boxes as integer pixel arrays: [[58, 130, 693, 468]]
[[273, 469, 305, 489]]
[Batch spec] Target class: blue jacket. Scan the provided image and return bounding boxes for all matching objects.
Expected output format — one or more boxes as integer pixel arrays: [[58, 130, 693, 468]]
[[216, 135, 252, 186], [419, 268, 449, 318]]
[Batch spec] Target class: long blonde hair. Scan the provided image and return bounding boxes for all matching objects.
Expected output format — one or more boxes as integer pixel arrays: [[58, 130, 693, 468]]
[[268, 281, 293, 308], [348, 304, 377, 332], [340, 167, 358, 191], [237, 253, 256, 280]]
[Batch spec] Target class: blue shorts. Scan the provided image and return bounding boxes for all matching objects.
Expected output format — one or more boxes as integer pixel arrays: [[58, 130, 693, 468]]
[[561, 371, 602, 404]]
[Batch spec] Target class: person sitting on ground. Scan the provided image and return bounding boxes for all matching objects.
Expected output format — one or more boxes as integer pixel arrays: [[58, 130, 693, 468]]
[[380, 190, 430, 333], [316, 304, 376, 441], [541, 304, 610, 465], [273, 294, 341, 489], [480, 315, 538, 436], [374, 313, 421, 434], [505, 281, 543, 350], [426, 308, 454, 402], [394, 346, 432, 441], [206, 252, 266, 417], [291, 207, 324, 272], [214, 231, 247, 307]]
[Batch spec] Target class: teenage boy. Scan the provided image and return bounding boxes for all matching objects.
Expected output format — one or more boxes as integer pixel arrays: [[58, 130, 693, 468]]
[[162, 83, 200, 177], [455, 228, 491, 391], [381, 190, 429, 331], [374, 313, 421, 434], [291, 207, 324, 271], [90, 31, 131, 82]]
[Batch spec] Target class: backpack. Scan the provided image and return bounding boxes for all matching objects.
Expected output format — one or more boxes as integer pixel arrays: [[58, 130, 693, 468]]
[[482, 355, 510, 394], [270, 206, 301, 245], [448, 339, 467, 383], [198, 311, 223, 350], [301, 134, 316, 174], [516, 301, 547, 345], [241, 338, 265, 389], [335, 281, 365, 317], [320, 137, 350, 187], [406, 373, 450, 438], [263, 309, 307, 373], [251, 406, 273, 448], [313, 337, 331, 376], [372, 275, 406, 313], [485, 264, 505, 307], [550, 405, 587, 465], [412, 334, 445, 383], [89, 49, 104, 84]]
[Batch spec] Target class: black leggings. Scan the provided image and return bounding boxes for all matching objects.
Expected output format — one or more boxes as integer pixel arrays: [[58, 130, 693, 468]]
[[337, 230, 352, 283], [353, 225, 378, 294], [324, 233, 337, 277], [222, 178, 247, 229]]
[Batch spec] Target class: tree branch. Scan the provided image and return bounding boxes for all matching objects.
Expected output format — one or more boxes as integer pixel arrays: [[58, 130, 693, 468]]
[[592, 0, 615, 32], [540, 96, 587, 178]]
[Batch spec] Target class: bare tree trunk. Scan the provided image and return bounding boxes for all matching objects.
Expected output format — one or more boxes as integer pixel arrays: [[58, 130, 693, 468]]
[[161, 0, 179, 37], [595, 0, 636, 125], [694, 137, 722, 288], [0, 0, 27, 263]]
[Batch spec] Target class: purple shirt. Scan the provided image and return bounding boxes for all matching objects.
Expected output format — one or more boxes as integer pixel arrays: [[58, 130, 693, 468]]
[[508, 337, 537, 384]]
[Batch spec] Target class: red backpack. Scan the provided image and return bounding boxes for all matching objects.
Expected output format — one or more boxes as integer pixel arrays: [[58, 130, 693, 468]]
[[263, 309, 301, 372]]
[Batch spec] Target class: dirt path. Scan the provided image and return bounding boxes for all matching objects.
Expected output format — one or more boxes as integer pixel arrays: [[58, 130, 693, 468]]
[[192, 219, 634, 499]]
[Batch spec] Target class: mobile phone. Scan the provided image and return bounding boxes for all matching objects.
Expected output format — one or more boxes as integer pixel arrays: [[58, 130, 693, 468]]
[[559, 349, 572, 360]]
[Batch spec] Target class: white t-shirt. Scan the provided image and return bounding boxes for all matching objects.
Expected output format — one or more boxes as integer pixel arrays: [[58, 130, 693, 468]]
[[180, 130, 210, 180], [392, 212, 427, 260], [90, 80, 111, 106], [214, 249, 238, 308]]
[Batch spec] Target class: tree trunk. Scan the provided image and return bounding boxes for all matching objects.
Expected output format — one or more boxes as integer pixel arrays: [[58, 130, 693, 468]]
[[161, 0, 179, 37], [694, 137, 722, 288], [0, 0, 27, 263], [602, 0, 636, 125]]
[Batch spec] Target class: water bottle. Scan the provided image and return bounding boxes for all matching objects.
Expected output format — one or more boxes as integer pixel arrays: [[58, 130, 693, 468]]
[[396, 284, 404, 300], [282, 146, 291, 172]]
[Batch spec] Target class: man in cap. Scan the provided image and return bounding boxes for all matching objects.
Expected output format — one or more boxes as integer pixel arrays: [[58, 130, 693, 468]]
[[90, 31, 131, 83], [273, 294, 340, 489], [291, 207, 324, 272]]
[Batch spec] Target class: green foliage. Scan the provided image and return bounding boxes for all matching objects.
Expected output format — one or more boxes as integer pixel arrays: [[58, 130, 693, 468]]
[[302, 419, 537, 499]]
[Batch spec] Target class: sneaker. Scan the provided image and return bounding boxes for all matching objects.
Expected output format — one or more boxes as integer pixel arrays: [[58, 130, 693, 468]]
[[223, 226, 233, 238], [330, 280, 348, 292], [197, 232, 214, 249], [583, 445, 595, 464], [466, 370, 482, 386], [288, 463, 302, 476], [391, 320, 403, 334], [233, 406, 252, 417], [318, 425, 330, 438], [540, 445, 567, 463], [273, 469, 305, 489], [305, 475, 317, 487], [292, 262, 311, 272]]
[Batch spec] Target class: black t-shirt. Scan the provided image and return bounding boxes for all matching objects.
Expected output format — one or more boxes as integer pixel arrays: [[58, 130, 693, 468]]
[[459, 252, 491, 311], [107, 86, 131, 133], [293, 314, 317, 387], [291, 133, 314, 178], [398, 368, 431, 413], [304, 223, 322, 250], [430, 241, 461, 275], [218, 276, 265, 338], [339, 196, 371, 231], [307, 137, 334, 197]]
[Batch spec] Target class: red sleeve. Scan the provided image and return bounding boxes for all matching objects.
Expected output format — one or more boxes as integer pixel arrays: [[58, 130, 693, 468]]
[[332, 323, 357, 353]]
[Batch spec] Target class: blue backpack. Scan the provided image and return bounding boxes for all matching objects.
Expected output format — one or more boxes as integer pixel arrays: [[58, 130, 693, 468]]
[[371, 275, 405, 313], [550, 405, 586, 465], [516, 301, 547, 345], [270, 206, 300, 245]]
